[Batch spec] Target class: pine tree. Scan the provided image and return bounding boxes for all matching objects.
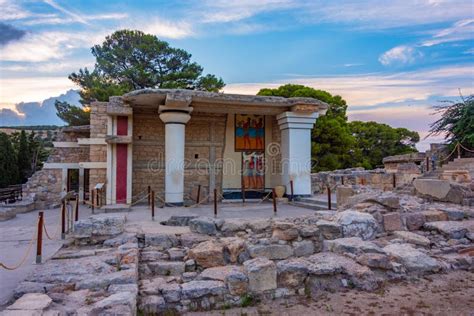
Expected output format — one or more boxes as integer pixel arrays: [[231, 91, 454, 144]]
[[0, 133, 19, 188], [17, 130, 31, 183]]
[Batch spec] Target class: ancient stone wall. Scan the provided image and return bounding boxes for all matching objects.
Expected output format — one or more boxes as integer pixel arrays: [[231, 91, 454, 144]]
[[311, 167, 421, 194], [89, 102, 108, 190], [132, 110, 226, 202]]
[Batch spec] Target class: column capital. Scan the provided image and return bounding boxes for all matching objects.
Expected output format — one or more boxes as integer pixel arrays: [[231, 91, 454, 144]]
[[159, 106, 193, 124], [276, 111, 318, 130]]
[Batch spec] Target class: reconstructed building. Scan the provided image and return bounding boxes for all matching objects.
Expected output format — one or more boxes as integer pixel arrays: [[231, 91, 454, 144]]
[[24, 89, 328, 207]]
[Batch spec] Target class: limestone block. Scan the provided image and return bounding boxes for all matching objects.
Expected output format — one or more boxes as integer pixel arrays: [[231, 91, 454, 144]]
[[277, 258, 310, 288], [188, 240, 224, 268], [335, 211, 378, 240], [393, 231, 430, 247], [293, 240, 315, 257], [404, 213, 426, 231], [181, 280, 226, 299], [316, 220, 342, 240], [383, 212, 403, 231], [243, 258, 277, 293], [323, 237, 385, 256], [248, 244, 294, 260], [6, 293, 52, 311], [383, 243, 439, 273]]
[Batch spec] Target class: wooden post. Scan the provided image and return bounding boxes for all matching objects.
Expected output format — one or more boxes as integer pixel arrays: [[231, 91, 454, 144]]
[[213, 188, 217, 217], [151, 191, 155, 220], [426, 156, 430, 172], [196, 184, 201, 204], [36, 211, 43, 264], [327, 186, 332, 210], [392, 173, 396, 188], [341, 176, 344, 185], [147, 186, 151, 207], [241, 183, 246, 204], [457, 143, 461, 159], [96, 189, 100, 208], [75, 195, 79, 221], [290, 180, 294, 202], [61, 201, 66, 239], [272, 188, 277, 214]]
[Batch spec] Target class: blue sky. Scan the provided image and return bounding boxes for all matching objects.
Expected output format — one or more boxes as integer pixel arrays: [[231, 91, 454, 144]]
[[0, 0, 473, 150]]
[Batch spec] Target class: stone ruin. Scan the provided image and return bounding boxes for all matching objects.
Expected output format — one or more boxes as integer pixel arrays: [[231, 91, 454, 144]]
[[4, 189, 473, 315]]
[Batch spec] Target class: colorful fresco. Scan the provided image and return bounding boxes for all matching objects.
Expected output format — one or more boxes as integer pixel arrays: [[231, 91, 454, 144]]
[[235, 114, 265, 151], [242, 152, 264, 190]]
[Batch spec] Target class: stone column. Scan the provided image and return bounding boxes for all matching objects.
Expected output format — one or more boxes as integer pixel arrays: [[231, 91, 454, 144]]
[[159, 108, 192, 205], [277, 112, 318, 196]]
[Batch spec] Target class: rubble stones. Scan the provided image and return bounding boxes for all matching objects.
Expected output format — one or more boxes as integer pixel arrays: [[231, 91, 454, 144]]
[[335, 211, 378, 240], [293, 240, 315, 257], [424, 220, 474, 239], [272, 221, 299, 241], [248, 244, 294, 260], [200, 266, 248, 295], [383, 212, 403, 231], [384, 243, 439, 273], [188, 240, 224, 268], [324, 237, 385, 256], [6, 293, 53, 311], [149, 261, 185, 276], [73, 215, 126, 241], [189, 217, 218, 235], [393, 231, 430, 247], [244, 258, 277, 293], [404, 213, 426, 231], [145, 234, 179, 250], [277, 258, 310, 288], [316, 220, 342, 239], [422, 210, 449, 222], [138, 295, 166, 314], [181, 280, 226, 299]]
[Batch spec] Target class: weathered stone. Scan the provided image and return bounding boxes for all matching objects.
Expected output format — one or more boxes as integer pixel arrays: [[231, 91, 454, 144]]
[[91, 291, 136, 315], [424, 220, 474, 239], [421, 210, 449, 222], [162, 215, 198, 226], [323, 237, 385, 255], [179, 233, 211, 248], [73, 215, 126, 240], [393, 231, 430, 247], [149, 261, 185, 276], [145, 234, 179, 250], [181, 281, 226, 299], [189, 217, 218, 235], [248, 219, 271, 232], [366, 193, 400, 210], [6, 293, 52, 311], [414, 178, 470, 204], [404, 213, 426, 231], [277, 258, 310, 288], [140, 277, 167, 296], [384, 243, 439, 273], [248, 244, 293, 260], [272, 221, 299, 241], [316, 220, 342, 240], [221, 219, 248, 232], [200, 265, 248, 296], [167, 248, 186, 261], [298, 225, 319, 238], [383, 212, 403, 232], [293, 240, 315, 257], [243, 258, 277, 293], [141, 250, 168, 262], [335, 210, 378, 240], [221, 237, 246, 263], [76, 269, 137, 290], [185, 259, 196, 272], [188, 240, 224, 268], [108, 283, 138, 295], [138, 295, 166, 314], [103, 233, 137, 247], [439, 208, 466, 221], [356, 253, 392, 269], [159, 283, 181, 303]]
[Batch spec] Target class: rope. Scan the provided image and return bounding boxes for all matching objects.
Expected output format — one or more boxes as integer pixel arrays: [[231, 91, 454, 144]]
[[0, 219, 38, 270], [438, 143, 461, 162], [43, 213, 61, 240], [459, 143, 474, 153]]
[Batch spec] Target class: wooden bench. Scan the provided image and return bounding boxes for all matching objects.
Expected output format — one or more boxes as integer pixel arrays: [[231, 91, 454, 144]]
[[0, 185, 22, 204]]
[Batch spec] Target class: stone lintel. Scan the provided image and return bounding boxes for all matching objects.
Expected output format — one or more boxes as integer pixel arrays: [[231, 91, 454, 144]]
[[105, 135, 133, 144], [106, 103, 133, 116], [277, 112, 318, 130], [165, 92, 192, 108]]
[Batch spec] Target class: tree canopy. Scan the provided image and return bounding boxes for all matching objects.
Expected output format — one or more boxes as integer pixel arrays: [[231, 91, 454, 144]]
[[429, 95, 474, 151], [257, 84, 419, 171], [57, 29, 225, 125]]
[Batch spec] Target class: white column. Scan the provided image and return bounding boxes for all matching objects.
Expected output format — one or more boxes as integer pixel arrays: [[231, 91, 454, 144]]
[[159, 110, 192, 205], [277, 112, 318, 196]]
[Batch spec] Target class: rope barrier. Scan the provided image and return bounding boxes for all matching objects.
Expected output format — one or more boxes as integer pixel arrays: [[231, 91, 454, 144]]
[[43, 214, 61, 241], [0, 219, 38, 270], [459, 142, 474, 153]]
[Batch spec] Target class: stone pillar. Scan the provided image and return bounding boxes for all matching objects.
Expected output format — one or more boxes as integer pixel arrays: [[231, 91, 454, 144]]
[[277, 112, 318, 196], [159, 108, 192, 205]]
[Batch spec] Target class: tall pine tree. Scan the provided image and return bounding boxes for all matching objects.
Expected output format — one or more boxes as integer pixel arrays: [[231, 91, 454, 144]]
[[17, 130, 31, 183], [0, 133, 19, 188]]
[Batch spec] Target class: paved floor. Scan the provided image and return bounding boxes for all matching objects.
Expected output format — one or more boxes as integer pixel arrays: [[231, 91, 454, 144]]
[[0, 201, 315, 306]]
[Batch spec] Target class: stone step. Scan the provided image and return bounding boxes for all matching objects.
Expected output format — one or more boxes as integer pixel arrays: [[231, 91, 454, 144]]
[[291, 197, 337, 210]]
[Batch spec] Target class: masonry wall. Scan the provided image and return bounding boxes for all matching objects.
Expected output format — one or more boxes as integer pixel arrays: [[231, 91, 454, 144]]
[[89, 102, 108, 191], [132, 110, 227, 203]]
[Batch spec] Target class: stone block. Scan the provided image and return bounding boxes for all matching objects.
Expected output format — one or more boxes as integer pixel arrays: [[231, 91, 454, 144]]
[[248, 244, 293, 260], [293, 240, 315, 257], [335, 211, 378, 240], [383, 212, 403, 232], [6, 293, 52, 311], [188, 240, 224, 268], [149, 261, 185, 276], [383, 243, 439, 273], [181, 281, 226, 299], [316, 220, 342, 240], [393, 231, 430, 247], [277, 258, 310, 288], [404, 213, 426, 231], [272, 221, 299, 241], [243, 258, 277, 293], [189, 217, 218, 235], [422, 210, 449, 222]]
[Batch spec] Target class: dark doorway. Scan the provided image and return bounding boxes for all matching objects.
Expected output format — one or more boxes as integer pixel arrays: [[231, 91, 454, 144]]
[[67, 169, 79, 193]]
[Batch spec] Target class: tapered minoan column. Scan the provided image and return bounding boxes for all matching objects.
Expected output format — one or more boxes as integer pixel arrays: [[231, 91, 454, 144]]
[[277, 111, 318, 197], [159, 106, 192, 205]]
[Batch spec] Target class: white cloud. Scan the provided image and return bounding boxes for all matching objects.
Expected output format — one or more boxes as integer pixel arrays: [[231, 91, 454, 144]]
[[421, 18, 474, 47], [0, 31, 105, 62], [300, 0, 473, 29], [0, 76, 76, 111], [142, 19, 193, 39], [43, 0, 89, 24], [379, 45, 423, 66], [0, 0, 30, 20]]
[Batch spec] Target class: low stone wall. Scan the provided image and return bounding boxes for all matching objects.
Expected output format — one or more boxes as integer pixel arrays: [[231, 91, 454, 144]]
[[311, 167, 421, 194]]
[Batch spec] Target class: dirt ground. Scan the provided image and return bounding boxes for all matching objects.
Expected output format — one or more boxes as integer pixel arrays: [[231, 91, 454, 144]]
[[188, 270, 474, 316]]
